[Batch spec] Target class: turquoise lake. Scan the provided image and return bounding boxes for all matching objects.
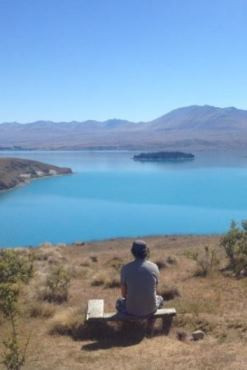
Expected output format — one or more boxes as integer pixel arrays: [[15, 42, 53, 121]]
[[1, 151, 247, 247]]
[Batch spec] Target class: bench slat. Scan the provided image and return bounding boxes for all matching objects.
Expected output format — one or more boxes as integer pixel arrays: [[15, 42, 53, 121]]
[[153, 308, 176, 317], [87, 308, 176, 321], [86, 299, 104, 320], [103, 308, 176, 321]]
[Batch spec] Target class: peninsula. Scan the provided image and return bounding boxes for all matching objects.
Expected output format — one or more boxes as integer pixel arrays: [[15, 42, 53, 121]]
[[133, 151, 195, 162], [0, 157, 72, 191]]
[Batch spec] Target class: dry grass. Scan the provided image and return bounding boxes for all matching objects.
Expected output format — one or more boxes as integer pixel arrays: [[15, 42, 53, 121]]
[[29, 302, 56, 318], [154, 258, 168, 270], [159, 283, 181, 300], [1, 235, 247, 370], [91, 272, 108, 287], [91, 271, 121, 288], [48, 307, 84, 337]]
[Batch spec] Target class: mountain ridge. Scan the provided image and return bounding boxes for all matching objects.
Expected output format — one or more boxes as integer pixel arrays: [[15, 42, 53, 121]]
[[1, 105, 247, 126], [1, 105, 247, 150]]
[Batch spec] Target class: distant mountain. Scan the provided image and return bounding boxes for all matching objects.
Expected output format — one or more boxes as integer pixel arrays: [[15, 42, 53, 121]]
[[1, 105, 247, 150], [149, 105, 247, 130]]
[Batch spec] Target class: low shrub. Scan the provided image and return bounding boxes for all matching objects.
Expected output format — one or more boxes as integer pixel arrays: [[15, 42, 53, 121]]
[[0, 283, 29, 370], [166, 256, 177, 265], [91, 272, 107, 287], [29, 302, 56, 318], [176, 329, 188, 341], [1, 333, 29, 370], [0, 250, 33, 284], [186, 246, 219, 277], [48, 308, 83, 337], [155, 259, 168, 270], [105, 257, 123, 271], [0, 283, 19, 318], [89, 255, 98, 263], [80, 257, 92, 267], [159, 284, 180, 300], [104, 276, 121, 288], [91, 272, 120, 288], [40, 266, 71, 303], [220, 220, 247, 276]]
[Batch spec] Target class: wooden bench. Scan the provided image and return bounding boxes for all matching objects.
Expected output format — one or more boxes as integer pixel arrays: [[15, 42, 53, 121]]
[[86, 299, 176, 335]]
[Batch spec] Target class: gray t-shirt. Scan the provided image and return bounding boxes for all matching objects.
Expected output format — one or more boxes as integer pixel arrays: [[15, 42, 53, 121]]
[[120, 258, 160, 316]]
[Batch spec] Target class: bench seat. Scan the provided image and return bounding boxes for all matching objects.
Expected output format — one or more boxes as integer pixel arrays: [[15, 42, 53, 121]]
[[86, 299, 176, 321]]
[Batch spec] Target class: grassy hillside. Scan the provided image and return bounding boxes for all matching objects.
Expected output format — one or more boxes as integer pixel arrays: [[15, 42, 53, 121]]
[[0, 236, 247, 370]]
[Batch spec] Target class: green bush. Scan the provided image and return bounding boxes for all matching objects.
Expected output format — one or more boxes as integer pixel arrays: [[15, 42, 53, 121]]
[[1, 330, 29, 370], [0, 283, 29, 370], [43, 266, 71, 303], [0, 283, 19, 318], [221, 220, 247, 276], [0, 250, 33, 284], [0, 250, 32, 369]]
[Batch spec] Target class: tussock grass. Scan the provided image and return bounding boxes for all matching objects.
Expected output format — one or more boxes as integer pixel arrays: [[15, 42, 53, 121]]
[[48, 307, 84, 337], [104, 276, 121, 288], [89, 255, 98, 263], [166, 255, 177, 265], [80, 257, 93, 267], [159, 284, 180, 300], [34, 266, 71, 304], [105, 257, 123, 271], [91, 272, 108, 286], [154, 259, 168, 270], [29, 302, 56, 318], [91, 271, 120, 288]]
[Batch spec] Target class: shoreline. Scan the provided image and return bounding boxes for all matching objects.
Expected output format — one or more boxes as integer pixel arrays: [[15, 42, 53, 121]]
[[0, 171, 73, 195], [0, 233, 223, 250]]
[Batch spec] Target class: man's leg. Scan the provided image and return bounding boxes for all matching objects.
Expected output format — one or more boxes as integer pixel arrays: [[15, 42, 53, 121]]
[[146, 316, 156, 337]]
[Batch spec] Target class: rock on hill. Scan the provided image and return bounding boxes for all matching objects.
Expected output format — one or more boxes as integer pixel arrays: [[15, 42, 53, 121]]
[[0, 158, 72, 191]]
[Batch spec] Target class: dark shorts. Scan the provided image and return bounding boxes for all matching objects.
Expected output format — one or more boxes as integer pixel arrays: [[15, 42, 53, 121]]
[[116, 295, 164, 317]]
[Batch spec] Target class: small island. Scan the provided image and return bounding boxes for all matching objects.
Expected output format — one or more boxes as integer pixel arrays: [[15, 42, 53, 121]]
[[0, 157, 72, 191], [133, 151, 195, 162]]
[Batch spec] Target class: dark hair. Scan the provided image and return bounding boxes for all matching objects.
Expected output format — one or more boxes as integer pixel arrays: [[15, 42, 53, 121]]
[[131, 240, 150, 259]]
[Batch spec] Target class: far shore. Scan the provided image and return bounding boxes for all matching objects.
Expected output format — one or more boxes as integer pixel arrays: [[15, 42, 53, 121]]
[[0, 234, 222, 250]]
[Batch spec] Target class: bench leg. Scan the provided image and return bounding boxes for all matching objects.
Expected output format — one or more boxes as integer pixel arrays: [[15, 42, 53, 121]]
[[162, 316, 173, 335], [146, 317, 156, 337]]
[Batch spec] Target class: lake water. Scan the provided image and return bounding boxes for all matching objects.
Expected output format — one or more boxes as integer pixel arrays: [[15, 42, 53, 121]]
[[1, 150, 247, 247]]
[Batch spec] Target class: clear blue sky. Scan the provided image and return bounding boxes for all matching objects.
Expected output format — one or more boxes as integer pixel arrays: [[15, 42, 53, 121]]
[[0, 0, 247, 122]]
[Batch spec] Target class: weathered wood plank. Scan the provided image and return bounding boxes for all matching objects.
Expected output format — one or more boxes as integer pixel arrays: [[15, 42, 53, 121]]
[[86, 299, 104, 320], [86, 299, 176, 322], [102, 308, 176, 321]]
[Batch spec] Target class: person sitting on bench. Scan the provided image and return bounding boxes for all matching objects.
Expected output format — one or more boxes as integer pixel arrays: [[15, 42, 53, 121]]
[[116, 240, 163, 317]]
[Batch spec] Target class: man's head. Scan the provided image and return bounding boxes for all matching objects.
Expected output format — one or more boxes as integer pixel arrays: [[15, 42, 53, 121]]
[[131, 240, 149, 259]]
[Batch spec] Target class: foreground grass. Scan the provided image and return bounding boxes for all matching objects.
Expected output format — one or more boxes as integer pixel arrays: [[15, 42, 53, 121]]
[[0, 236, 247, 370]]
